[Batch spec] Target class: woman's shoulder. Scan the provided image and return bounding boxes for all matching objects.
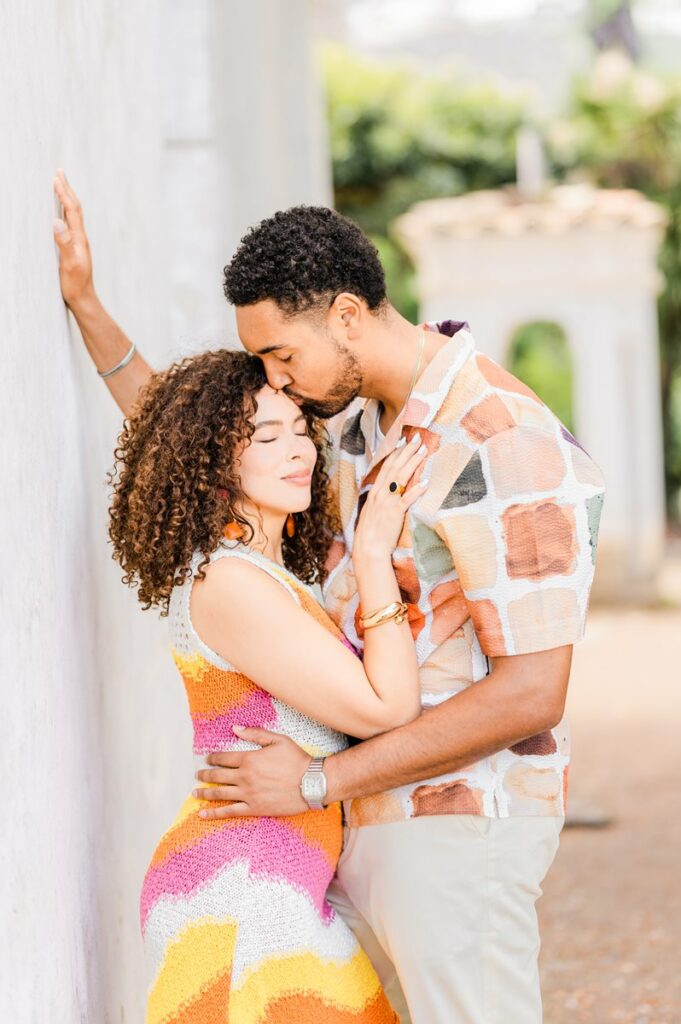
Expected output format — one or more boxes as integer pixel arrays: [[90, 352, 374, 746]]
[[193, 542, 303, 605]]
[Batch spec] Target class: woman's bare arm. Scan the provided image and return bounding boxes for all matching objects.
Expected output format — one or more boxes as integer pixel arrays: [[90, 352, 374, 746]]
[[191, 555, 420, 739], [53, 170, 153, 417], [192, 441, 428, 739]]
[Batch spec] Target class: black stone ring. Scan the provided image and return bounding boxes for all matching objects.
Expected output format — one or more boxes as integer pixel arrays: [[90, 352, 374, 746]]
[[389, 481, 406, 495]]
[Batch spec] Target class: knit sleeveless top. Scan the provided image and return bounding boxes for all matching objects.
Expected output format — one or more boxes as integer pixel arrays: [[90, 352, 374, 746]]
[[167, 542, 349, 759]]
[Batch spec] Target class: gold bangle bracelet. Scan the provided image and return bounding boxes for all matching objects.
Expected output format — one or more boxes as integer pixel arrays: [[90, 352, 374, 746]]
[[360, 600, 409, 630]]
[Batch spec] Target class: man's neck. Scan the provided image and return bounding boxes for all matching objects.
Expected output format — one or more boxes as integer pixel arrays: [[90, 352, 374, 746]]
[[362, 309, 446, 433]]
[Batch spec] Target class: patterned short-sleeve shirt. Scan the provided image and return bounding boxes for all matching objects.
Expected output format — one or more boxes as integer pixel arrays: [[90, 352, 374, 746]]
[[322, 320, 605, 825]]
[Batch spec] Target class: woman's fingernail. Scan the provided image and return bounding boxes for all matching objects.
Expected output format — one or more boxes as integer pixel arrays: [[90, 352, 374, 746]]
[[53, 218, 67, 234], [395, 437, 407, 449], [199, 810, 208, 819], [411, 432, 421, 445], [232, 725, 245, 735], [192, 789, 200, 798], [418, 444, 427, 455]]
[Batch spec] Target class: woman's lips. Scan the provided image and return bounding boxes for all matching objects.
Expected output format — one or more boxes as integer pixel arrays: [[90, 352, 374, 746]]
[[282, 472, 312, 486]]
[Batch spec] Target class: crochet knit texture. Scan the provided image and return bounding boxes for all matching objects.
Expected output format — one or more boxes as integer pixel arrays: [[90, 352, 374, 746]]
[[140, 544, 398, 1023]]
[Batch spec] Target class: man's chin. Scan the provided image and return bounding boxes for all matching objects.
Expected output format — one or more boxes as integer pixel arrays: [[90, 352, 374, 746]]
[[300, 401, 348, 419], [299, 394, 359, 420]]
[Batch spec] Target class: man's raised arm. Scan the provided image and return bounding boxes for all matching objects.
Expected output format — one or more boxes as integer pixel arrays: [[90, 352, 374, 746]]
[[53, 169, 153, 418]]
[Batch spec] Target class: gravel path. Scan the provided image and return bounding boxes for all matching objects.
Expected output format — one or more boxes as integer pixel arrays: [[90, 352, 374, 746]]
[[539, 571, 681, 1024]]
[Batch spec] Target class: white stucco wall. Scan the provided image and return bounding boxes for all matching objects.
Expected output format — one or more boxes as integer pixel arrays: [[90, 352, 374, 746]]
[[163, 0, 332, 350], [0, 2, 329, 1020]]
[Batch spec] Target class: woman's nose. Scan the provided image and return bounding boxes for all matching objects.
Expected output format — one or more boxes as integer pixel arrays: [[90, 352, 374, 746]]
[[288, 432, 309, 459]]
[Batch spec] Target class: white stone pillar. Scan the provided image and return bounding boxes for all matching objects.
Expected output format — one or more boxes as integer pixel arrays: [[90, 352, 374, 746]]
[[396, 187, 667, 601]]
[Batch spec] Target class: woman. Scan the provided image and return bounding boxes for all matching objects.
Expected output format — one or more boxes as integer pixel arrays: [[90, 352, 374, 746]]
[[108, 347, 427, 1023]]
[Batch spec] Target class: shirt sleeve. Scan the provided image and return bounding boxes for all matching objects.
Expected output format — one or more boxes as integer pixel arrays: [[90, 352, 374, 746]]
[[434, 424, 605, 657]]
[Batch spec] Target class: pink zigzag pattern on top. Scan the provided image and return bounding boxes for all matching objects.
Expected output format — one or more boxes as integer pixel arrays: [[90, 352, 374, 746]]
[[140, 815, 336, 932], [191, 688, 278, 752]]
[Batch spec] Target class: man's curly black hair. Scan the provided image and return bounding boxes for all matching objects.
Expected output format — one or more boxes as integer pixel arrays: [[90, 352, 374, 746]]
[[223, 206, 387, 315]]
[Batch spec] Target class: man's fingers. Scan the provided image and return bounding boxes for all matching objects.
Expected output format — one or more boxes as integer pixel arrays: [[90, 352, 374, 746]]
[[205, 751, 244, 768], [196, 767, 239, 784], [193, 785, 241, 802], [231, 725, 278, 746], [198, 802, 250, 820]]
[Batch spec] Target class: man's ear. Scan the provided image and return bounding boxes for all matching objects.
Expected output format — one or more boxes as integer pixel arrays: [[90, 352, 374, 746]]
[[329, 292, 364, 341]]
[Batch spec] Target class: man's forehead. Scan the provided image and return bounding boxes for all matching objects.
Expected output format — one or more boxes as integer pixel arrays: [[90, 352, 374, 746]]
[[239, 309, 325, 356], [236, 301, 297, 350], [236, 298, 286, 328]]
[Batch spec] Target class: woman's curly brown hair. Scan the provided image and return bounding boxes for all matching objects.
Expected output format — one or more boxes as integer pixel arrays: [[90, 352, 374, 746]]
[[108, 349, 338, 614]]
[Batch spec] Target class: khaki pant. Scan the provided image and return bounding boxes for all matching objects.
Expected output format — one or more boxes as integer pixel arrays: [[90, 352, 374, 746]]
[[327, 815, 563, 1024]]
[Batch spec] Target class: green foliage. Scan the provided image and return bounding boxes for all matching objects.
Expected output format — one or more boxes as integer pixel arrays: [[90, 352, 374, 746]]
[[508, 323, 575, 434], [321, 44, 681, 519], [322, 44, 525, 300], [548, 54, 681, 515], [325, 45, 524, 214]]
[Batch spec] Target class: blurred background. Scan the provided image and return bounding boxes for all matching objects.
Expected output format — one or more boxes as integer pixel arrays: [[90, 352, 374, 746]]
[[1, 1, 679, 1021]]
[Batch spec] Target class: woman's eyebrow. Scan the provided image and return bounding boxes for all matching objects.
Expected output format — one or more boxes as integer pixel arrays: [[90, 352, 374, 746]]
[[253, 414, 307, 430]]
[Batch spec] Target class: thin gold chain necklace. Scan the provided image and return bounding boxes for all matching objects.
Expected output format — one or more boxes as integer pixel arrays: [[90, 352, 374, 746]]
[[404, 329, 426, 409], [377, 329, 426, 442]]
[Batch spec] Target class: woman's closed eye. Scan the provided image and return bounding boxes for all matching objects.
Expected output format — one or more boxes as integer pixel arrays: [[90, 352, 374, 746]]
[[258, 430, 308, 444]]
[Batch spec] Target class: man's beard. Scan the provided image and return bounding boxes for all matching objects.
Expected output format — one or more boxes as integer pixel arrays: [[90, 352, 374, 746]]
[[287, 344, 364, 420]]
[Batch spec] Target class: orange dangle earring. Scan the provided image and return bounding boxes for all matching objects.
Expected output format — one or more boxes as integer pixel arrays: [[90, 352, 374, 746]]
[[285, 513, 296, 538], [224, 521, 245, 541], [218, 489, 245, 542]]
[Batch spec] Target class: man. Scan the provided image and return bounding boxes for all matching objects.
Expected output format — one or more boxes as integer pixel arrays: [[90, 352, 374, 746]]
[[54, 171, 604, 1023]]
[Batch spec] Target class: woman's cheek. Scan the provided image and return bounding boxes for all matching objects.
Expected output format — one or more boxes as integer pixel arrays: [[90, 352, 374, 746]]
[[305, 437, 318, 469]]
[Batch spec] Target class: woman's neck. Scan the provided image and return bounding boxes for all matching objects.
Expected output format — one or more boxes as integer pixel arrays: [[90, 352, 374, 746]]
[[238, 504, 286, 565]]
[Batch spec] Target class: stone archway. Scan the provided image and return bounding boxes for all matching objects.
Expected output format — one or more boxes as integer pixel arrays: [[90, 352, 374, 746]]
[[506, 321, 575, 434], [395, 184, 668, 601]]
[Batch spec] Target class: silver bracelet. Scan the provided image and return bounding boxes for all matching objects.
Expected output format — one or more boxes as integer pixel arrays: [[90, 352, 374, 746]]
[[98, 342, 137, 379]]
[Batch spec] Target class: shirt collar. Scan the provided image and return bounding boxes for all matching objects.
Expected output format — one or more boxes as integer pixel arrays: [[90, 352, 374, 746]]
[[358, 321, 475, 473]]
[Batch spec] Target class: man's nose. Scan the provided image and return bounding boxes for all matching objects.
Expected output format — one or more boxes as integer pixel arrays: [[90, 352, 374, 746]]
[[266, 364, 293, 390]]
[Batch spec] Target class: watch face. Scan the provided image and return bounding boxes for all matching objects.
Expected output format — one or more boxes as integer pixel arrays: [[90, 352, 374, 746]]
[[303, 774, 326, 800]]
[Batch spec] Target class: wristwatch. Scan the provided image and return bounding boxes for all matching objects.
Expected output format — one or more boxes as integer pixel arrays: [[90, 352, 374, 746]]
[[300, 756, 327, 810]]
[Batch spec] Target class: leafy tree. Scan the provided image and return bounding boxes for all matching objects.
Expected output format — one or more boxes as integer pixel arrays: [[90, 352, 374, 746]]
[[323, 45, 525, 322], [549, 55, 681, 515], [321, 45, 681, 517]]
